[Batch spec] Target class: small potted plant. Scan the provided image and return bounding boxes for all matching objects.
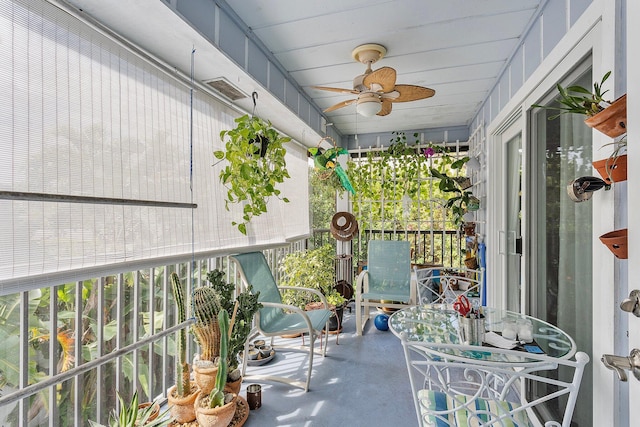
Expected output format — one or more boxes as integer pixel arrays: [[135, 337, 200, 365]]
[[195, 269, 262, 394], [214, 114, 291, 235], [191, 284, 224, 395], [89, 390, 172, 427], [592, 136, 627, 184], [532, 71, 627, 138], [429, 167, 477, 227], [194, 310, 238, 427], [167, 272, 198, 424]]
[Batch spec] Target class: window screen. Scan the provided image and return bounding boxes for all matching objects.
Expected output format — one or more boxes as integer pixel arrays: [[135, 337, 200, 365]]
[[0, 0, 309, 294]]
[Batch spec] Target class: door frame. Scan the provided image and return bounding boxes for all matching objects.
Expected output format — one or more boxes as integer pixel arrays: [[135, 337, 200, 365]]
[[486, 111, 525, 310], [485, 17, 617, 426]]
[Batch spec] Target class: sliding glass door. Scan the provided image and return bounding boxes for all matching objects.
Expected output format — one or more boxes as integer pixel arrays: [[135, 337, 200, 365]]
[[529, 70, 593, 427]]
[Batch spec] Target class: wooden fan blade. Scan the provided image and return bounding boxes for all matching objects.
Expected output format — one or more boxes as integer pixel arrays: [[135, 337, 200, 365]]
[[312, 85, 359, 95], [391, 84, 435, 102], [324, 99, 357, 113], [377, 99, 393, 116], [363, 67, 396, 93]]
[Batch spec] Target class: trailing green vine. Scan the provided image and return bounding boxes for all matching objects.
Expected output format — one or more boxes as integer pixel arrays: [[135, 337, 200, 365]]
[[214, 114, 291, 234]]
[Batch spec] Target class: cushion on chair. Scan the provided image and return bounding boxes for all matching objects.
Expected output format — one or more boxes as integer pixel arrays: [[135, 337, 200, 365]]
[[417, 390, 531, 427]]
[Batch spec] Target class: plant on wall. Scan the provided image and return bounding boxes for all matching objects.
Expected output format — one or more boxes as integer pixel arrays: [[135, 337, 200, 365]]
[[531, 71, 626, 138], [214, 114, 291, 235], [531, 71, 613, 119]]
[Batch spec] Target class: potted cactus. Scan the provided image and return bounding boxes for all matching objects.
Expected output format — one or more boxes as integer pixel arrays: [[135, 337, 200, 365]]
[[195, 310, 238, 427], [203, 269, 262, 394], [191, 284, 224, 394], [167, 272, 198, 423], [191, 270, 262, 394]]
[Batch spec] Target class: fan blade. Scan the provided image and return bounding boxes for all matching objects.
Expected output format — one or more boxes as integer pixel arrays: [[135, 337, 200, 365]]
[[312, 86, 359, 95], [377, 100, 393, 116], [391, 84, 435, 102], [363, 67, 396, 93], [324, 99, 357, 113]]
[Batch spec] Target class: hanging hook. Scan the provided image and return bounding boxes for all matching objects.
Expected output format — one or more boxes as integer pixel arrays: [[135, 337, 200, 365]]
[[251, 91, 258, 117]]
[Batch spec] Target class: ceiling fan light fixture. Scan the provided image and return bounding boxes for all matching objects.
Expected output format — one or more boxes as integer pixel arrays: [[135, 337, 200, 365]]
[[356, 97, 382, 117], [351, 43, 387, 65]]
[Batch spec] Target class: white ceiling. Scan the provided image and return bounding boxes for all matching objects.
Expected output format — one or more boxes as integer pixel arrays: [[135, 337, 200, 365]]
[[225, 0, 543, 137], [65, 0, 543, 143]]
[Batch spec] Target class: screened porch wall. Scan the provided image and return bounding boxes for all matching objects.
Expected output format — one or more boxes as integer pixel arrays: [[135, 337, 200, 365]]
[[0, 0, 310, 297]]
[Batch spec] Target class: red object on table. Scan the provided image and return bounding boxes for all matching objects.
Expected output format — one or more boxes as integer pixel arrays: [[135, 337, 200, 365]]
[[453, 295, 471, 317]]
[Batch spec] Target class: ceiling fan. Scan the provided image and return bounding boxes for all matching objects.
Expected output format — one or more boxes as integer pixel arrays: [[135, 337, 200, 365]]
[[312, 43, 435, 117]]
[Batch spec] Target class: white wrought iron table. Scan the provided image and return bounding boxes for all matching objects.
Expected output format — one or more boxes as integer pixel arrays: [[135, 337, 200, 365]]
[[388, 304, 577, 362]]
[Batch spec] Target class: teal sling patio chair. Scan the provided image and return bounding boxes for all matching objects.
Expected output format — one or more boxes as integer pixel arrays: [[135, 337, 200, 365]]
[[355, 240, 415, 335], [229, 251, 333, 392]]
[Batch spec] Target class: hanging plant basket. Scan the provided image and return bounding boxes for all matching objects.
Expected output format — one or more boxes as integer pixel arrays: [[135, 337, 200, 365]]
[[251, 134, 270, 157], [214, 114, 291, 235], [599, 228, 628, 259], [584, 94, 627, 138], [467, 196, 480, 211], [464, 256, 479, 270], [592, 154, 627, 184]]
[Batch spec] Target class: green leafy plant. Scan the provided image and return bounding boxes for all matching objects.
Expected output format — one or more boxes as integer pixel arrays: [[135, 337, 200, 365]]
[[279, 244, 344, 309], [532, 71, 613, 119], [204, 269, 262, 376], [428, 155, 473, 227], [326, 292, 347, 308], [89, 390, 172, 427], [214, 114, 291, 234]]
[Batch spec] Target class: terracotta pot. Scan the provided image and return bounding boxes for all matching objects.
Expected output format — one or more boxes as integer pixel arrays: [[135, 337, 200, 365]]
[[592, 154, 627, 184], [584, 94, 627, 138], [464, 257, 479, 270], [194, 363, 219, 395], [225, 376, 242, 395], [599, 229, 628, 259], [167, 383, 198, 423], [463, 222, 476, 236], [137, 402, 159, 422], [195, 391, 238, 427]]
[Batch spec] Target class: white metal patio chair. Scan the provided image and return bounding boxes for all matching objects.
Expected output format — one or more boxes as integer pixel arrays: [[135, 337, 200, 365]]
[[414, 266, 484, 305], [355, 240, 414, 335], [401, 334, 589, 427], [229, 251, 333, 392]]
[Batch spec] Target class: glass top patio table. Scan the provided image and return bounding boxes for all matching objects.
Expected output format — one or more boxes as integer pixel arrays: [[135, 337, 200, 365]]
[[388, 304, 577, 362]]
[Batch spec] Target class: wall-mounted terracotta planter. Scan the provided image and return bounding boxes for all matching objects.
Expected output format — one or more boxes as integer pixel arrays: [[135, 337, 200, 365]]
[[584, 94, 627, 138], [599, 228, 628, 259], [592, 154, 627, 184]]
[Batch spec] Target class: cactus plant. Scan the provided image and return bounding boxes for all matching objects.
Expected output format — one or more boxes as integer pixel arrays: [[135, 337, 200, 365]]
[[209, 310, 229, 408], [205, 269, 262, 373], [191, 285, 223, 362], [170, 272, 191, 398]]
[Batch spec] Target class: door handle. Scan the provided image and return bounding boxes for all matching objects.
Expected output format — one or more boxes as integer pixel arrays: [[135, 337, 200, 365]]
[[515, 237, 522, 255], [601, 348, 640, 382]]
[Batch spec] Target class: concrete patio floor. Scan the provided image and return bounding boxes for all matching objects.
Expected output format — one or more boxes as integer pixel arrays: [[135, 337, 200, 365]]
[[239, 306, 417, 427]]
